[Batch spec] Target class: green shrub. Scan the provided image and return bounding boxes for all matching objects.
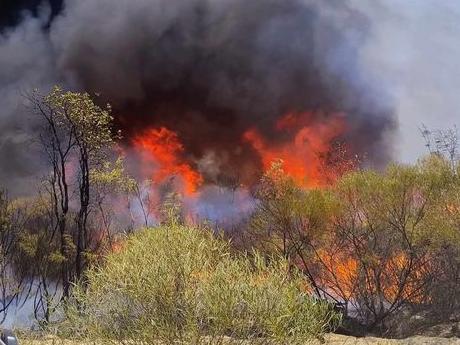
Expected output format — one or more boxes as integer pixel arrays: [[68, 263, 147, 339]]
[[60, 224, 340, 344]]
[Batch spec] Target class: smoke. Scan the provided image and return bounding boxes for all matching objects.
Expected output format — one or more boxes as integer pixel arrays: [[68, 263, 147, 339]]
[[0, 12, 59, 195], [349, 1, 460, 163], [0, 0, 398, 194], [185, 185, 255, 227]]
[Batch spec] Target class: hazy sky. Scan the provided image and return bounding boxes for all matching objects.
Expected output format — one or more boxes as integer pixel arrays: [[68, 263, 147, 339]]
[[353, 1, 460, 162]]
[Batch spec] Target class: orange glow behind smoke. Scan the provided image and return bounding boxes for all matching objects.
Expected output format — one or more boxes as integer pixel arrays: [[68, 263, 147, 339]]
[[133, 112, 347, 194], [244, 112, 346, 187], [133, 127, 203, 195]]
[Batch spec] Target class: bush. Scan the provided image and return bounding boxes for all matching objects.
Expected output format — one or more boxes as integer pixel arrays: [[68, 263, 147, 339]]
[[60, 224, 340, 344], [247, 156, 460, 334]]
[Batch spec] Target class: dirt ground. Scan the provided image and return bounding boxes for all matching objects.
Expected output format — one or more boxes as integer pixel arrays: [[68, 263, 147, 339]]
[[321, 333, 460, 344], [18, 333, 460, 345]]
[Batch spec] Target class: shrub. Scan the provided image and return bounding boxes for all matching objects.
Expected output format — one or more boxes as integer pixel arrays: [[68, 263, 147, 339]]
[[247, 156, 460, 333], [60, 224, 340, 344]]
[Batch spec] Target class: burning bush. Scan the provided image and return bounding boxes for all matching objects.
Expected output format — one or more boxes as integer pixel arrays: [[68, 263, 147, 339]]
[[247, 155, 460, 334], [60, 224, 340, 344]]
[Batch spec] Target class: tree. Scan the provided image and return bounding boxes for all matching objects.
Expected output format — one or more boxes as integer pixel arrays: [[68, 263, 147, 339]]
[[89, 157, 137, 249], [420, 124, 459, 170], [248, 160, 336, 299], [421, 156, 460, 318], [28, 86, 119, 297], [0, 191, 29, 324], [12, 195, 65, 324], [321, 156, 460, 331], [246, 155, 460, 333]]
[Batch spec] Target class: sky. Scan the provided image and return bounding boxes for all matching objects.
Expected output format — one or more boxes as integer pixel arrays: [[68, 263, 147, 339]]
[[353, 1, 460, 162]]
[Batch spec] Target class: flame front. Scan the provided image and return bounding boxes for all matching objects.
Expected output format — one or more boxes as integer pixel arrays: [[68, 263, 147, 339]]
[[133, 127, 203, 195], [133, 112, 348, 193], [244, 112, 346, 187]]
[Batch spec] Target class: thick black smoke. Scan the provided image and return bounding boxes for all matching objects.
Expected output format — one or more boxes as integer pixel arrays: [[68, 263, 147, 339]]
[[0, 0, 62, 29], [0, 0, 395, 193]]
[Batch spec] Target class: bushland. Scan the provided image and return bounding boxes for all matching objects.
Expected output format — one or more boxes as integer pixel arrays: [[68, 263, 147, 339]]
[[55, 224, 340, 344]]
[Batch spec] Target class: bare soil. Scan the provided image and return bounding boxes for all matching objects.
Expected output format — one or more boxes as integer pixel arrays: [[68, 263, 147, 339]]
[[18, 334, 460, 345]]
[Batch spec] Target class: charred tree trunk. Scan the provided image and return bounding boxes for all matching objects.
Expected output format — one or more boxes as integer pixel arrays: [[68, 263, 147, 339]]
[[76, 147, 90, 281]]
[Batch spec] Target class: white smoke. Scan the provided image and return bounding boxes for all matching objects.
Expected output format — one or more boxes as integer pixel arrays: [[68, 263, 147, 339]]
[[348, 1, 460, 162]]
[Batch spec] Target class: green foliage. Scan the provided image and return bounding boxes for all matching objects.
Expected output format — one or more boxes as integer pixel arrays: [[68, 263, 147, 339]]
[[43, 86, 117, 157], [59, 225, 340, 344], [250, 160, 337, 258], [11, 196, 66, 281], [331, 158, 460, 322], [0, 191, 23, 318], [159, 192, 184, 226], [30, 85, 131, 304], [248, 155, 460, 331], [90, 157, 137, 195], [334, 155, 460, 252]]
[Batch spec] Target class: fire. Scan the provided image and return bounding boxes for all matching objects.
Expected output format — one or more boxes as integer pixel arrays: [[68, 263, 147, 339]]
[[317, 249, 429, 304], [133, 127, 203, 195], [132, 112, 348, 195], [244, 112, 346, 187], [315, 249, 358, 300]]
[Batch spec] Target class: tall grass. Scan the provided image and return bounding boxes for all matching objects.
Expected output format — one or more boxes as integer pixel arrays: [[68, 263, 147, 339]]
[[59, 224, 340, 344]]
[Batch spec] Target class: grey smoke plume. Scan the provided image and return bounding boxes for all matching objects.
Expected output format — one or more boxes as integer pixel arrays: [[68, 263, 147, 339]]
[[349, 1, 460, 163], [0, 13, 59, 195], [0, 0, 399, 194]]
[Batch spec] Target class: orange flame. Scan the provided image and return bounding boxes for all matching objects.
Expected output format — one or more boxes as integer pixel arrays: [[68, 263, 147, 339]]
[[244, 112, 346, 187], [317, 249, 429, 304], [133, 127, 203, 195]]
